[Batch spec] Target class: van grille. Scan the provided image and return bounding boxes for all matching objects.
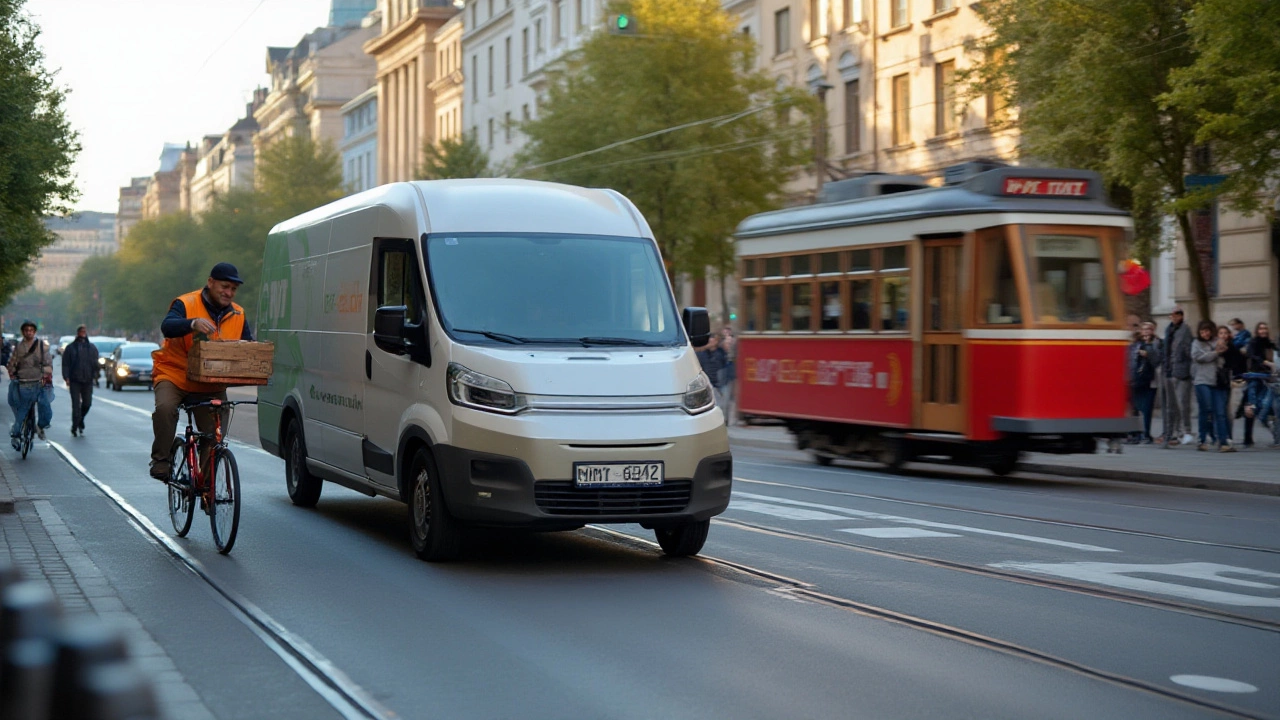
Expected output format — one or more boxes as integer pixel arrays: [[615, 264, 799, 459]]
[[534, 480, 692, 516]]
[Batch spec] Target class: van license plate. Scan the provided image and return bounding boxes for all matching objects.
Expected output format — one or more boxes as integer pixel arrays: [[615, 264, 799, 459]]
[[574, 462, 664, 488]]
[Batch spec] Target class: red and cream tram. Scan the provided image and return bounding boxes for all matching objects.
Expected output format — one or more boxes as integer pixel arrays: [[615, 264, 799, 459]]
[[733, 163, 1141, 474]]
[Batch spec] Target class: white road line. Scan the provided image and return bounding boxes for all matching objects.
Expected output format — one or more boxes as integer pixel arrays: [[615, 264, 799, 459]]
[[840, 528, 961, 539], [729, 499, 850, 521], [990, 561, 1280, 608], [48, 441, 393, 719], [732, 490, 1118, 552]]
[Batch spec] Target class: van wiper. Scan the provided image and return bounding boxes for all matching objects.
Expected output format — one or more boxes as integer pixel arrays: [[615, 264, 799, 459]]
[[451, 328, 530, 344], [578, 336, 667, 347]]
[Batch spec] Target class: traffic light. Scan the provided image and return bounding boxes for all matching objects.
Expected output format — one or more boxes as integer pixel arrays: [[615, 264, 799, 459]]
[[608, 13, 637, 34]]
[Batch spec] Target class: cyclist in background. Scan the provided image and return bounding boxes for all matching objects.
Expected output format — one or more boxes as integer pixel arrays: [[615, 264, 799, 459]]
[[148, 263, 253, 481], [7, 320, 54, 443]]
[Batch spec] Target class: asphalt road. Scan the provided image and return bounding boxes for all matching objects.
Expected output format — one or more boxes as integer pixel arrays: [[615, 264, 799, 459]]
[[10, 381, 1280, 720]]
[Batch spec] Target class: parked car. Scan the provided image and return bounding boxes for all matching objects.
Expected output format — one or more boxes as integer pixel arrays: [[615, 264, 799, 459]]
[[106, 342, 160, 390], [90, 336, 127, 386]]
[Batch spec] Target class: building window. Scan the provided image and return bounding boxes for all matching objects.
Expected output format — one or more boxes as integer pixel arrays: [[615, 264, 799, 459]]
[[488, 118, 494, 148], [891, 0, 908, 28], [809, 0, 826, 40], [844, 79, 860, 153], [522, 28, 529, 75], [554, 0, 565, 43], [892, 73, 909, 146], [471, 2, 477, 27], [843, 0, 861, 27], [986, 49, 1008, 125], [535, 18, 544, 52], [505, 111, 512, 142], [505, 36, 511, 85], [522, 103, 530, 121], [576, 0, 585, 30], [933, 0, 954, 13], [935, 60, 956, 134], [775, 8, 791, 55], [471, 54, 478, 102], [487, 45, 493, 95]]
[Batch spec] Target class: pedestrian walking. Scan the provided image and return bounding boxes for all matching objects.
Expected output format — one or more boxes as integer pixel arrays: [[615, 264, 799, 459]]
[[1191, 320, 1233, 452], [1229, 318, 1252, 350], [695, 334, 726, 418], [1243, 322, 1276, 448], [1128, 321, 1162, 443], [1217, 325, 1246, 444], [718, 326, 737, 425], [1162, 307, 1194, 446], [60, 325, 99, 437]]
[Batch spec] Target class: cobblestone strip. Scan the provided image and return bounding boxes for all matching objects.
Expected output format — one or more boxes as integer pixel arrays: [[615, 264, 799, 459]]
[[0, 452, 216, 720]]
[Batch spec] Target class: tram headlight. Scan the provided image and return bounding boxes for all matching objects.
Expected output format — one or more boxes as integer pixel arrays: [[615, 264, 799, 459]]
[[682, 373, 716, 415]]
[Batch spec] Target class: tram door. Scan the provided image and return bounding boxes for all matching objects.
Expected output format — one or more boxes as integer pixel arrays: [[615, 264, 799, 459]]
[[921, 239, 966, 432]]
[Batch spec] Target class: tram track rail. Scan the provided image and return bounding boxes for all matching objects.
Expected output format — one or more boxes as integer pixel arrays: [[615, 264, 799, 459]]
[[588, 525, 1273, 720]]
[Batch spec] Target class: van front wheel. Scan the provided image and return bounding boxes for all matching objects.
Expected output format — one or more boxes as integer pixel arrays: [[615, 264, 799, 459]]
[[408, 448, 462, 562], [654, 519, 710, 557]]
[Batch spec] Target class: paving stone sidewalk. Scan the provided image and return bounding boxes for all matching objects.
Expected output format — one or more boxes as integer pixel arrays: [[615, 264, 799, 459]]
[[728, 417, 1280, 496], [0, 449, 215, 719]]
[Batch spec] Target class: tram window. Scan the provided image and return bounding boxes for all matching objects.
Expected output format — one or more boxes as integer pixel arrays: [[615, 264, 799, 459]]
[[849, 249, 872, 273], [883, 245, 908, 270], [980, 235, 1022, 324], [881, 276, 910, 331], [1027, 234, 1112, 323], [742, 285, 758, 331], [791, 254, 812, 275], [790, 284, 813, 330], [849, 279, 873, 330], [742, 259, 758, 279], [764, 257, 783, 277], [820, 281, 842, 329], [765, 285, 784, 330], [819, 252, 841, 274]]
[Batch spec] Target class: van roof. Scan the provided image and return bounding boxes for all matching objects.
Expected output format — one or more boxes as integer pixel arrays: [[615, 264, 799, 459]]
[[269, 179, 652, 239]]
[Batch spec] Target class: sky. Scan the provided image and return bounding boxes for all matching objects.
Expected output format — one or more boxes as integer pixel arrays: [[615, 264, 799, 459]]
[[27, 0, 337, 213]]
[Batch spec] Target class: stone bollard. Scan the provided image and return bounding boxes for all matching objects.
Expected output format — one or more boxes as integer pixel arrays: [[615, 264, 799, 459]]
[[0, 582, 60, 720], [50, 616, 131, 719], [82, 662, 162, 720]]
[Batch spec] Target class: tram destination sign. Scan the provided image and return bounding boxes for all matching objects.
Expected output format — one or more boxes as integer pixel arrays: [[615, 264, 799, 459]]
[[1001, 177, 1090, 197]]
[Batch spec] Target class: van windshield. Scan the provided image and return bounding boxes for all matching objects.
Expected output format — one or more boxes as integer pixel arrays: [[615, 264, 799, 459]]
[[425, 233, 682, 347]]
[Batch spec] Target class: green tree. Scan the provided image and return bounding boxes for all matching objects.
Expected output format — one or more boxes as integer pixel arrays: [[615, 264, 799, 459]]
[[255, 134, 343, 219], [67, 253, 119, 333], [415, 134, 492, 180], [0, 0, 80, 307], [515, 0, 815, 280], [1164, 0, 1280, 215], [968, 0, 1220, 318]]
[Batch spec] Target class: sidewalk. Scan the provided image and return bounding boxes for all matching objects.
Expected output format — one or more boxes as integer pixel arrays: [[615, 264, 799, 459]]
[[728, 419, 1280, 496], [0, 450, 215, 719]]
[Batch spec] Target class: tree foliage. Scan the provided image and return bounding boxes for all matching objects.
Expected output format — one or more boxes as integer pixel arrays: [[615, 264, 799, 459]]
[[61, 135, 342, 335], [515, 0, 816, 279], [1163, 0, 1280, 215], [968, 0, 1276, 320], [0, 0, 80, 307], [415, 134, 493, 180]]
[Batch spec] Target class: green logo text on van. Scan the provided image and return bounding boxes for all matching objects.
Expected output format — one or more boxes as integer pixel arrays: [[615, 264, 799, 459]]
[[310, 385, 362, 411]]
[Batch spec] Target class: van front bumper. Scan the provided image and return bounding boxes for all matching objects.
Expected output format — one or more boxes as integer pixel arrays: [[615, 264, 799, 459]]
[[433, 408, 732, 528]]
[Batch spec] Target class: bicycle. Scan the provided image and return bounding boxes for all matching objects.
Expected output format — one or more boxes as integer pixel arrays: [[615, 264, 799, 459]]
[[11, 380, 41, 459], [165, 398, 256, 554]]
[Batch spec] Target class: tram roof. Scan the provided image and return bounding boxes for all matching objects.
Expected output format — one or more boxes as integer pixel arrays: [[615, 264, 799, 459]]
[[735, 166, 1128, 239]]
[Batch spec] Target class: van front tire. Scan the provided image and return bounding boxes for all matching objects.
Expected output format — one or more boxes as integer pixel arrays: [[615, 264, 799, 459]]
[[408, 447, 462, 562], [284, 420, 322, 507], [655, 519, 710, 557]]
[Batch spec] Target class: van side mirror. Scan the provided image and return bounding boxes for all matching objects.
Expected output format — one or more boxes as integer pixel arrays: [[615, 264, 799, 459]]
[[682, 307, 711, 347], [374, 306, 407, 354]]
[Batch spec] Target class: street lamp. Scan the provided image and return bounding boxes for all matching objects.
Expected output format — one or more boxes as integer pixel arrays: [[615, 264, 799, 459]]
[[808, 78, 835, 197]]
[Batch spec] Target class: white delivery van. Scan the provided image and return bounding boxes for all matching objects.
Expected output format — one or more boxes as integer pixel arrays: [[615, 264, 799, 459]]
[[257, 179, 732, 561]]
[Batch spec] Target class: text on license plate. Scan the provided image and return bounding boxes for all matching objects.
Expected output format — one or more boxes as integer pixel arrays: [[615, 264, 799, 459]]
[[574, 462, 664, 487]]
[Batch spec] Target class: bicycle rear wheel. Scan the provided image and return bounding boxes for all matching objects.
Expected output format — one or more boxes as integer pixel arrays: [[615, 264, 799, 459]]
[[209, 448, 241, 554], [168, 438, 194, 537]]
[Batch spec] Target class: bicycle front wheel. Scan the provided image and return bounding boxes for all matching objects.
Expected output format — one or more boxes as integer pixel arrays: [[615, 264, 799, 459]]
[[209, 448, 241, 554], [168, 438, 194, 537], [20, 411, 34, 459]]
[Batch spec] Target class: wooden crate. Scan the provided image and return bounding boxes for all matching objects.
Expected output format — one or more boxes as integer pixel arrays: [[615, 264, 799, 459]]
[[187, 341, 275, 386]]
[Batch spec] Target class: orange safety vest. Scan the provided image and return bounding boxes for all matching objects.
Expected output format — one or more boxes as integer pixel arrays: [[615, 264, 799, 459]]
[[151, 289, 246, 393]]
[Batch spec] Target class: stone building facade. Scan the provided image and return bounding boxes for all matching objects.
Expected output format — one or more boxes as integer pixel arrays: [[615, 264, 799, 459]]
[[140, 144, 196, 220], [34, 212, 117, 292], [188, 92, 265, 216], [364, 0, 460, 184], [115, 177, 148, 243], [341, 85, 379, 192]]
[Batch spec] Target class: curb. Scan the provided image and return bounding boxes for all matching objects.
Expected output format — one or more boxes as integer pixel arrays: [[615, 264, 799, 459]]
[[728, 433, 1279, 497]]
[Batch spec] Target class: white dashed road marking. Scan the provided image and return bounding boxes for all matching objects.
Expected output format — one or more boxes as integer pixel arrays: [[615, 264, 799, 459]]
[[840, 527, 962, 539], [1169, 675, 1259, 693], [990, 562, 1280, 608]]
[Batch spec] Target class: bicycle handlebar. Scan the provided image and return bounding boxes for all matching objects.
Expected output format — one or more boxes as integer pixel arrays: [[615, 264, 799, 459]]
[[179, 398, 258, 411]]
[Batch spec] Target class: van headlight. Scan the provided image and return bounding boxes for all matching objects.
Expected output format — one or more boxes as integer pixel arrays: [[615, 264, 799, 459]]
[[682, 373, 716, 415], [447, 363, 527, 415]]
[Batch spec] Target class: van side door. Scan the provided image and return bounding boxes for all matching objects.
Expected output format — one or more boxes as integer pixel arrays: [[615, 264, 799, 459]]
[[364, 237, 427, 489]]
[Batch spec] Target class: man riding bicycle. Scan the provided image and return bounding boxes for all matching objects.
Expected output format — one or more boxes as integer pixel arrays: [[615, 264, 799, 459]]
[[149, 263, 253, 481], [7, 320, 54, 445]]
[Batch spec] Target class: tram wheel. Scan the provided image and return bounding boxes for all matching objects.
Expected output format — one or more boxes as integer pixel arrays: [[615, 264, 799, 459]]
[[987, 451, 1021, 476], [878, 437, 908, 472], [812, 451, 834, 466]]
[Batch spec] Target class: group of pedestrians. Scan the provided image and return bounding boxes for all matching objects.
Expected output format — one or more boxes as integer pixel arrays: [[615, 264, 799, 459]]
[[1129, 307, 1277, 451]]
